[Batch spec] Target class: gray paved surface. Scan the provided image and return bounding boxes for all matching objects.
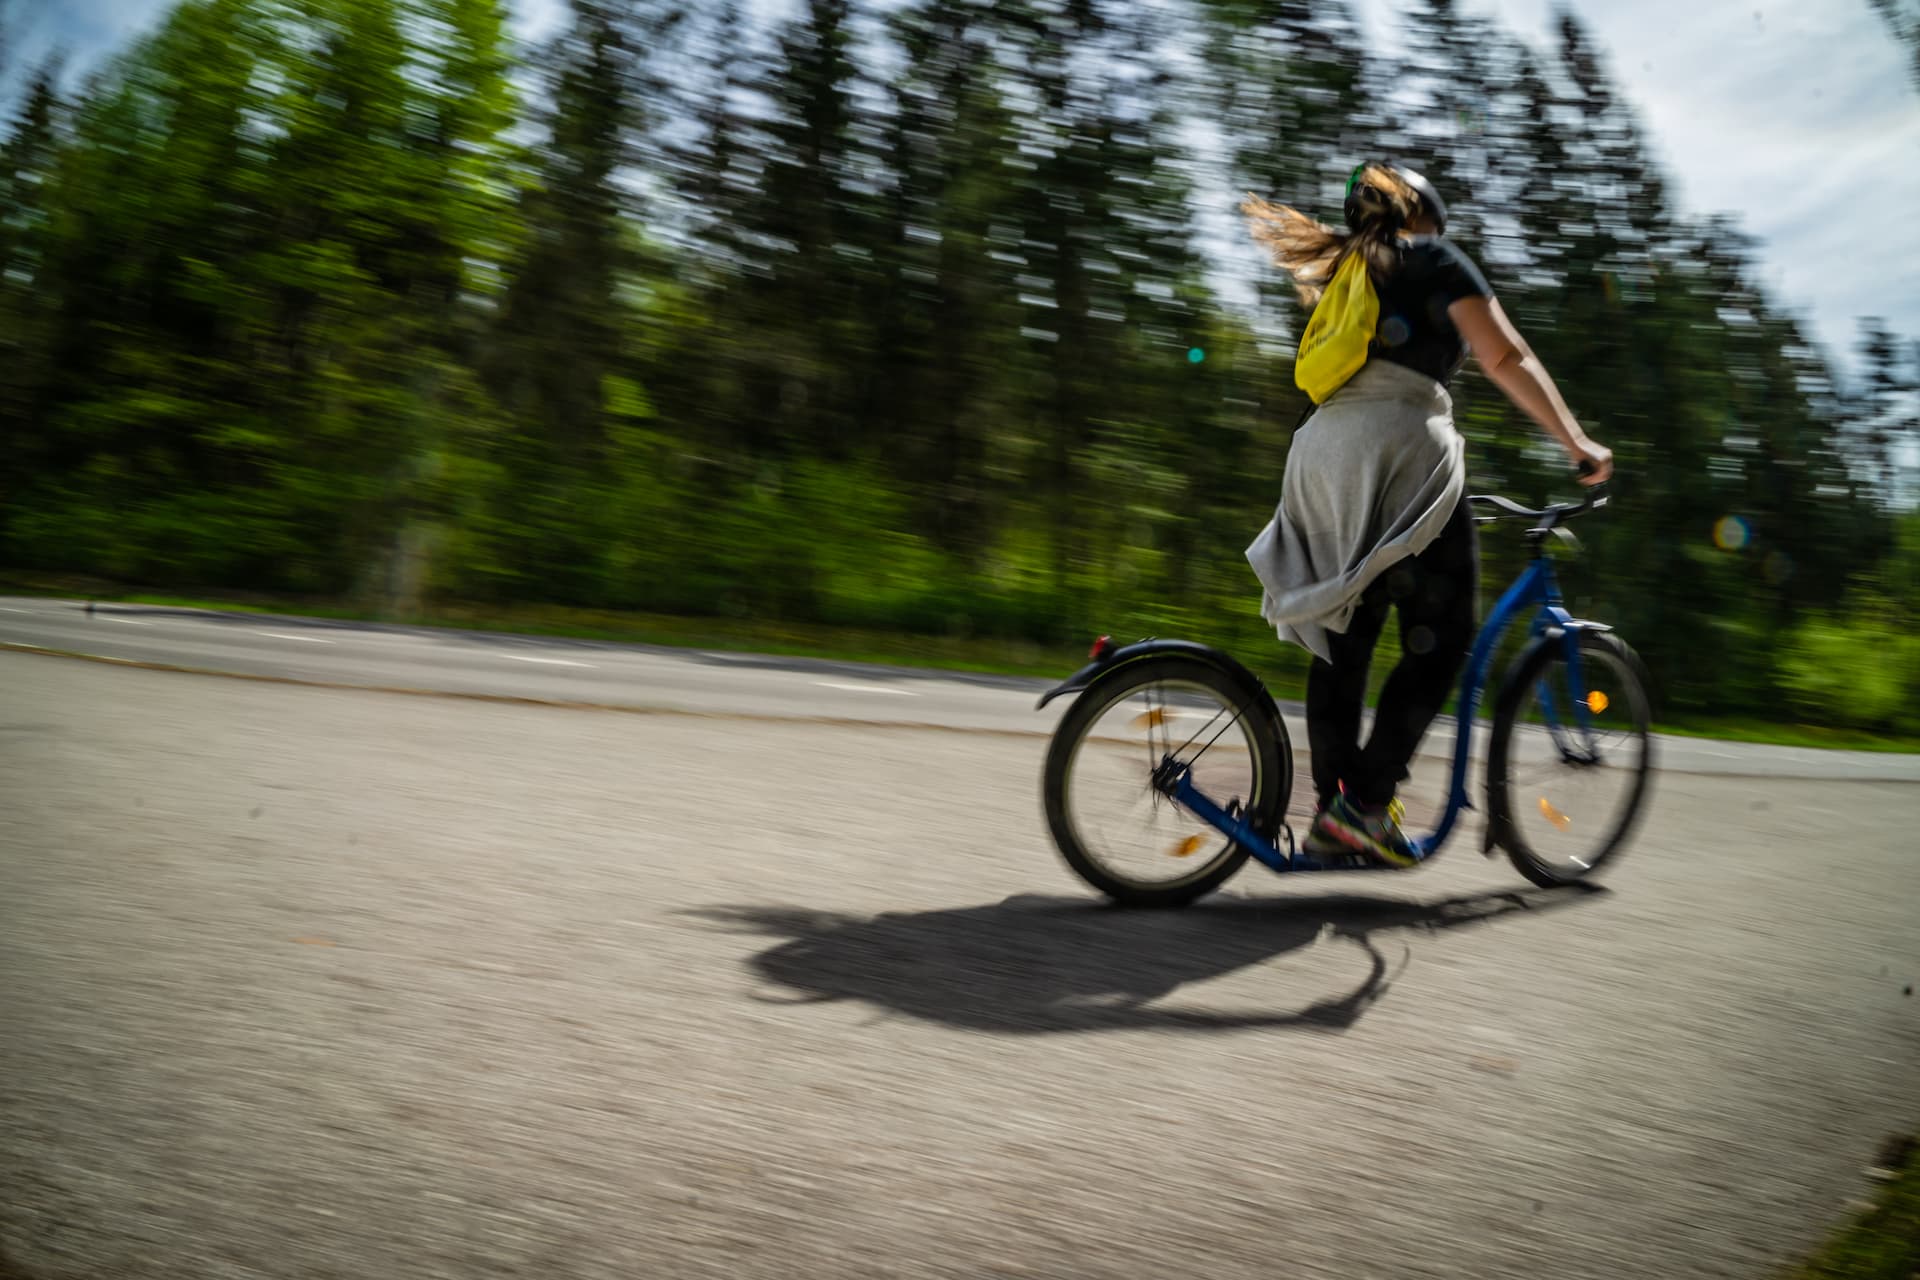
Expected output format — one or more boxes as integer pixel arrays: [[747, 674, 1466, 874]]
[[4, 596, 1919, 783], [2, 647, 1918, 1279]]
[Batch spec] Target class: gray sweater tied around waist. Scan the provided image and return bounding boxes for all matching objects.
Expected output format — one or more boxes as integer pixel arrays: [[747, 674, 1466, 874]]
[[1244, 360, 1467, 664]]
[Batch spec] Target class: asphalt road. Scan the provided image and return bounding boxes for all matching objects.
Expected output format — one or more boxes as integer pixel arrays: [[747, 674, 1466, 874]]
[[2, 602, 1918, 1279], [3, 595, 1917, 783]]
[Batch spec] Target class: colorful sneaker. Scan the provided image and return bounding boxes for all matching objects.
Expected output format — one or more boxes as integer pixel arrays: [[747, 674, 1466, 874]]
[[1320, 793, 1421, 868], [1301, 800, 1353, 861]]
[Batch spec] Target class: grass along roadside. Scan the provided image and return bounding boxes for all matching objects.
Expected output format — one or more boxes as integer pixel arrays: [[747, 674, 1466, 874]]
[[1785, 1135, 1919, 1280], [4, 577, 1916, 754]]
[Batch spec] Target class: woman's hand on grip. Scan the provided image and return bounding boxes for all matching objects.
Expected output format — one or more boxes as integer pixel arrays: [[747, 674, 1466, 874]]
[[1570, 438, 1612, 486]]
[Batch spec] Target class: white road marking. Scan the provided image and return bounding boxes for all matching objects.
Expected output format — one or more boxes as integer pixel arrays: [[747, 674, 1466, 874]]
[[257, 631, 335, 644], [0, 607, 34, 614], [814, 680, 918, 696], [500, 654, 594, 668], [105, 617, 151, 626]]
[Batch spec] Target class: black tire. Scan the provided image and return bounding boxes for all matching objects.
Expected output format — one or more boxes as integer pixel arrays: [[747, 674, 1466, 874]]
[[1488, 629, 1655, 887], [1042, 655, 1289, 907]]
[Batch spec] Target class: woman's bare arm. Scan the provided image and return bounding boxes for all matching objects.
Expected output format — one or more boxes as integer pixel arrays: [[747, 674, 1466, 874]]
[[1449, 295, 1612, 485]]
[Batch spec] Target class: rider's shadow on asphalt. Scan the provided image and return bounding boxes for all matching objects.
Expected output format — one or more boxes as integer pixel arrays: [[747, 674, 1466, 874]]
[[687, 884, 1604, 1034]]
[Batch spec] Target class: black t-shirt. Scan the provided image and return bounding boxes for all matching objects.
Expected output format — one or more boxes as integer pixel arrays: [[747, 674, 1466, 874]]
[[1371, 236, 1492, 386]]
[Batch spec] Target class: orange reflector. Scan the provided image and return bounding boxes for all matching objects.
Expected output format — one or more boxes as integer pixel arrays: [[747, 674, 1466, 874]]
[[1170, 834, 1206, 858], [1538, 796, 1572, 830], [1131, 708, 1170, 731], [1585, 690, 1610, 713]]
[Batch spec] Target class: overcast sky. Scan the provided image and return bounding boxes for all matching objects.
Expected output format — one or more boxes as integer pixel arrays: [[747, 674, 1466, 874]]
[[1376, 0, 1920, 373], [7, 0, 1916, 374]]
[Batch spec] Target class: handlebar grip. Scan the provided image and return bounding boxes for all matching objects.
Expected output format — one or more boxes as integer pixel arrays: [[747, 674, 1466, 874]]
[[1576, 458, 1597, 478]]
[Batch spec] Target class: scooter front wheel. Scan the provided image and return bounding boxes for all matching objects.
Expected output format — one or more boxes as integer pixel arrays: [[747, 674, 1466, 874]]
[[1488, 629, 1655, 887]]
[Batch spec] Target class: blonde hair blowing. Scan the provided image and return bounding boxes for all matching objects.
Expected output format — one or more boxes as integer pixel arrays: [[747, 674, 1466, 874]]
[[1242, 164, 1423, 306]]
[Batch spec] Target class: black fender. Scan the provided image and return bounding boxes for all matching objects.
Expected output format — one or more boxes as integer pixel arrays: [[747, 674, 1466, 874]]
[[1034, 638, 1279, 719], [1505, 620, 1611, 680]]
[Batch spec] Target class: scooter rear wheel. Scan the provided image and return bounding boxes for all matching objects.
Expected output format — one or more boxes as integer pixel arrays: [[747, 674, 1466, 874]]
[[1042, 656, 1289, 907]]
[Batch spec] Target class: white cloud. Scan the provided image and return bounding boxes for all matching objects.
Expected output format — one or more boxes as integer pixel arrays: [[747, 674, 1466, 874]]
[[1397, 0, 1920, 370]]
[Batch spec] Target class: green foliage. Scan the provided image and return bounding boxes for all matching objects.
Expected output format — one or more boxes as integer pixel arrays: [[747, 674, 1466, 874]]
[[1784, 1135, 1920, 1280], [2, 0, 1916, 734], [1777, 517, 1920, 733]]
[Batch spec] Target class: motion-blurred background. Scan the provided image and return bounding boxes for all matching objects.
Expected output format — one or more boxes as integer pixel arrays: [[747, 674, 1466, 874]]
[[1, 0, 1916, 734]]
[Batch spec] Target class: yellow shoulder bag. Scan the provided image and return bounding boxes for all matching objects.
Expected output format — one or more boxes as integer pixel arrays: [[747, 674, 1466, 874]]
[[1293, 250, 1378, 404]]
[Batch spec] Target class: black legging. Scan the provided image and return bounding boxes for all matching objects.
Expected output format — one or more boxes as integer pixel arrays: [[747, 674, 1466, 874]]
[[1306, 496, 1478, 809]]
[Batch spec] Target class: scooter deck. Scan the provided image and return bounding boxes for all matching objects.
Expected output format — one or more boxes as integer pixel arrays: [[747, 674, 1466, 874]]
[[1285, 852, 1426, 873], [1165, 771, 1434, 874]]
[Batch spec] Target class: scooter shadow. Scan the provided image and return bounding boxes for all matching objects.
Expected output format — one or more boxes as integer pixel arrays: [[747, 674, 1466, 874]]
[[687, 883, 1605, 1035]]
